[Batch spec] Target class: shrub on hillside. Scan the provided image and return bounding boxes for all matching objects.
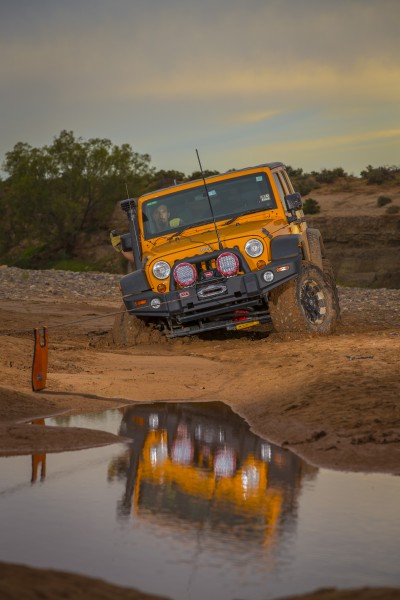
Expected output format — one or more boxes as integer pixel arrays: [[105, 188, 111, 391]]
[[303, 198, 321, 214], [360, 164, 400, 185], [312, 167, 347, 183], [377, 195, 392, 207], [286, 166, 320, 196], [385, 205, 399, 214]]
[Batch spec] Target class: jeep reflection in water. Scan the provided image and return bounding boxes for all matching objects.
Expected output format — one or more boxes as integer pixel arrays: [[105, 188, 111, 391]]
[[113, 162, 340, 337]]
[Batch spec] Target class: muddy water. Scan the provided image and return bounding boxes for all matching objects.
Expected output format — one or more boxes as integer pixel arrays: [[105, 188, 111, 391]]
[[0, 402, 399, 600]]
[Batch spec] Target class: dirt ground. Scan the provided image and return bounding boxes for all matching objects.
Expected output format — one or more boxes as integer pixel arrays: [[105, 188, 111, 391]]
[[303, 180, 400, 217], [1, 290, 399, 474], [0, 286, 399, 600], [1, 561, 399, 600]]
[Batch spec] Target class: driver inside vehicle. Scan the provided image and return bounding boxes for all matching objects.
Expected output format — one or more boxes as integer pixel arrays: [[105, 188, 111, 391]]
[[152, 203, 182, 232]]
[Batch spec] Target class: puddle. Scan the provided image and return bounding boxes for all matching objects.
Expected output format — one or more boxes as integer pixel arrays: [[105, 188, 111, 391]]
[[1, 401, 399, 600]]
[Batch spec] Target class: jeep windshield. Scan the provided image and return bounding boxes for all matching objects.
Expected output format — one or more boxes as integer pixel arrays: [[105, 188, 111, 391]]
[[141, 172, 276, 240]]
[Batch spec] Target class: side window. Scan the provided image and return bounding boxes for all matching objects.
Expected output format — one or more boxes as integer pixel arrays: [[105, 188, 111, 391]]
[[272, 172, 288, 211]]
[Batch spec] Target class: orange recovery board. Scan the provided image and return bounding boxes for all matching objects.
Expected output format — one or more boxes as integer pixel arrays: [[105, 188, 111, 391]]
[[32, 326, 48, 392]]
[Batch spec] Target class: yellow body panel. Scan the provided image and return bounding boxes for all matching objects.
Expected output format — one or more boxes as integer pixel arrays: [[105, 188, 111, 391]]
[[139, 165, 294, 292]]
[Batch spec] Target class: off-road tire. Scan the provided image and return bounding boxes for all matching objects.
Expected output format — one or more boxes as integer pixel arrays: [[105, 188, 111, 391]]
[[306, 228, 323, 269], [268, 263, 339, 334]]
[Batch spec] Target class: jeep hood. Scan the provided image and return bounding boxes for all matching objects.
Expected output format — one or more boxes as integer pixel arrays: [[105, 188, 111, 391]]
[[144, 217, 288, 262]]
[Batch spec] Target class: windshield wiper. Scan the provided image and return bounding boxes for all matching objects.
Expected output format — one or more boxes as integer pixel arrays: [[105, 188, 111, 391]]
[[167, 219, 213, 241], [147, 232, 173, 246], [223, 208, 263, 226]]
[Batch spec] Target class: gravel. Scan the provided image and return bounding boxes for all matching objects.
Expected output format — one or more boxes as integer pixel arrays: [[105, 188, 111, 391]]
[[0, 266, 121, 301], [0, 266, 399, 326]]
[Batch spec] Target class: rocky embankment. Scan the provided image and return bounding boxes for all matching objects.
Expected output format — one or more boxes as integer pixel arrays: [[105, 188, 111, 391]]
[[307, 215, 400, 289], [0, 266, 399, 335], [0, 266, 121, 302]]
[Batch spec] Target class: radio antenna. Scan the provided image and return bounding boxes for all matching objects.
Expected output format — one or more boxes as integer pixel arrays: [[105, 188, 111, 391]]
[[195, 149, 223, 250]]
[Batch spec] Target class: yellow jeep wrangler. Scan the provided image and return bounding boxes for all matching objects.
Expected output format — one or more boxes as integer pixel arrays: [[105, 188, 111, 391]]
[[114, 162, 339, 337]]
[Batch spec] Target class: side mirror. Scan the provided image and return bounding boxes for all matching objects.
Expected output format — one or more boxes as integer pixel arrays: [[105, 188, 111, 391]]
[[121, 233, 133, 252], [284, 192, 303, 211]]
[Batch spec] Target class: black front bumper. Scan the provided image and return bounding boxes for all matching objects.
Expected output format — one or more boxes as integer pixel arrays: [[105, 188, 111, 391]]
[[120, 256, 301, 336]]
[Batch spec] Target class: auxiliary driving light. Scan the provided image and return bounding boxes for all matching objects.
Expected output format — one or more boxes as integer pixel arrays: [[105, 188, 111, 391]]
[[151, 298, 161, 309], [263, 271, 274, 283], [174, 262, 197, 287], [216, 252, 239, 277]]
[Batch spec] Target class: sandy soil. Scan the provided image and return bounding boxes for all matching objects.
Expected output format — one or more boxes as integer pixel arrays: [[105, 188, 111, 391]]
[[0, 288, 399, 600], [0, 562, 169, 600], [1, 292, 399, 474], [303, 180, 400, 217], [2, 561, 399, 600]]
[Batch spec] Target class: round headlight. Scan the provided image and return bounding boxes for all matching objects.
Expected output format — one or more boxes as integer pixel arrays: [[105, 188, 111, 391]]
[[152, 260, 170, 280], [174, 262, 197, 287], [245, 238, 264, 258]]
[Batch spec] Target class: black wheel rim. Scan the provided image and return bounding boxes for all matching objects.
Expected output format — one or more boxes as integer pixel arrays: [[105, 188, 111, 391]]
[[300, 279, 326, 324]]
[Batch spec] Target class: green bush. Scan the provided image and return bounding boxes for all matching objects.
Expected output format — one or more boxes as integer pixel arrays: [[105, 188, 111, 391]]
[[377, 195, 392, 207], [312, 168, 347, 184], [286, 166, 320, 196], [50, 259, 95, 271], [295, 178, 319, 196], [385, 205, 399, 214], [303, 198, 321, 214], [360, 165, 400, 185], [10, 244, 49, 269]]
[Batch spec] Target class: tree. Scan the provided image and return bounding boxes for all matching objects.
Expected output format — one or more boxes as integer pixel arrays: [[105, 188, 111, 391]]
[[286, 165, 319, 196], [360, 164, 400, 185], [186, 169, 220, 181], [311, 167, 347, 183], [144, 169, 186, 192], [0, 131, 154, 266]]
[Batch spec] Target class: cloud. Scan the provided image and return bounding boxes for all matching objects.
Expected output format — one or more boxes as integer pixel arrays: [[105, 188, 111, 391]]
[[232, 126, 400, 173], [1, 0, 399, 175], [229, 109, 283, 125]]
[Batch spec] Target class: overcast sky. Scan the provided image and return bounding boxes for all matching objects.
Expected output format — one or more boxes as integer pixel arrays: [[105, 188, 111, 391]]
[[1, 0, 399, 178]]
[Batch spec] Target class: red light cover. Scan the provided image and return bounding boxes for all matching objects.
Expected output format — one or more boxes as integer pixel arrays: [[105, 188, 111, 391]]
[[216, 252, 239, 276], [174, 262, 197, 287]]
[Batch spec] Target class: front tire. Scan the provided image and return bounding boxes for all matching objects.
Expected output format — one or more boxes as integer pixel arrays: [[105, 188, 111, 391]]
[[268, 263, 339, 334]]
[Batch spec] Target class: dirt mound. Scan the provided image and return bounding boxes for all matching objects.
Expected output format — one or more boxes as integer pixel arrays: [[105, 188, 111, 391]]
[[0, 564, 399, 600], [0, 562, 169, 600], [111, 307, 167, 346], [0, 387, 57, 423]]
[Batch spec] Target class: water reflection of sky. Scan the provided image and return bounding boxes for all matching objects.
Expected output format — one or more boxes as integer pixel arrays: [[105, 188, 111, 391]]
[[0, 402, 399, 600]]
